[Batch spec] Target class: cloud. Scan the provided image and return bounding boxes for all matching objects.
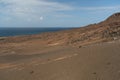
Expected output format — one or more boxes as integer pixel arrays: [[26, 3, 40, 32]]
[[78, 6, 120, 10], [0, 0, 120, 27], [0, 0, 74, 21], [39, 16, 43, 21], [0, 0, 119, 19]]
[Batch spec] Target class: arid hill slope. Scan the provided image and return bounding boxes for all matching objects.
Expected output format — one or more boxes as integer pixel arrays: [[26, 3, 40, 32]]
[[0, 12, 120, 46], [0, 13, 120, 80]]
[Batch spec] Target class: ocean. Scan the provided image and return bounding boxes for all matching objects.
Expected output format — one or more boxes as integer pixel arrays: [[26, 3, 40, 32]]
[[0, 27, 71, 37]]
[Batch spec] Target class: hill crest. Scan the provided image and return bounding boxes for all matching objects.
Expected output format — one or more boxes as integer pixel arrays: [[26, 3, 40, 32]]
[[0, 12, 120, 46]]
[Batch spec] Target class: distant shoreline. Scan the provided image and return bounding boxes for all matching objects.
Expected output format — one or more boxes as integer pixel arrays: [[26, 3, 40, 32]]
[[0, 27, 73, 37]]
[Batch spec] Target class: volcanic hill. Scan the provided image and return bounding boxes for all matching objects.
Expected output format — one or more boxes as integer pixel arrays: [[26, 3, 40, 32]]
[[0, 12, 120, 46], [0, 13, 120, 80]]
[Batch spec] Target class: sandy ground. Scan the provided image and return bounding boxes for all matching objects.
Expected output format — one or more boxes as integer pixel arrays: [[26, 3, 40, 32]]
[[0, 12, 120, 80], [0, 40, 120, 80]]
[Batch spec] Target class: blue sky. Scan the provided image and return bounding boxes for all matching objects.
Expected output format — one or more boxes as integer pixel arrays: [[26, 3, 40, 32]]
[[0, 0, 120, 27]]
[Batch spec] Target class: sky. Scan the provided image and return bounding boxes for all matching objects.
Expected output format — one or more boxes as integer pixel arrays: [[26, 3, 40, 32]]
[[0, 0, 120, 27]]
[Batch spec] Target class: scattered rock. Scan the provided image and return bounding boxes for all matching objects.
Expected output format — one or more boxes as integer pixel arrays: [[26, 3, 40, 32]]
[[93, 72, 97, 75], [107, 62, 111, 65], [47, 59, 51, 61], [79, 46, 82, 48], [30, 71, 34, 74]]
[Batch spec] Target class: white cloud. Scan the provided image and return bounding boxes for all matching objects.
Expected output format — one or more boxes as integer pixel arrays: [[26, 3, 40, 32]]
[[0, 0, 74, 21], [39, 16, 43, 21], [0, 0, 120, 27], [0, 0, 119, 19], [78, 6, 120, 10]]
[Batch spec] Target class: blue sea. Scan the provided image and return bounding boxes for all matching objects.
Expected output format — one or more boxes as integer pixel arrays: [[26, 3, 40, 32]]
[[0, 27, 71, 37]]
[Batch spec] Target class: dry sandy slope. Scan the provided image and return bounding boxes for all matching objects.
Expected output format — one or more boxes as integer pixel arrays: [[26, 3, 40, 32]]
[[0, 13, 120, 47], [0, 12, 120, 80], [0, 40, 120, 80]]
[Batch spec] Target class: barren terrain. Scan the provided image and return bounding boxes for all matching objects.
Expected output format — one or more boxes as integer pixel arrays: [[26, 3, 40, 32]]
[[0, 12, 120, 80]]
